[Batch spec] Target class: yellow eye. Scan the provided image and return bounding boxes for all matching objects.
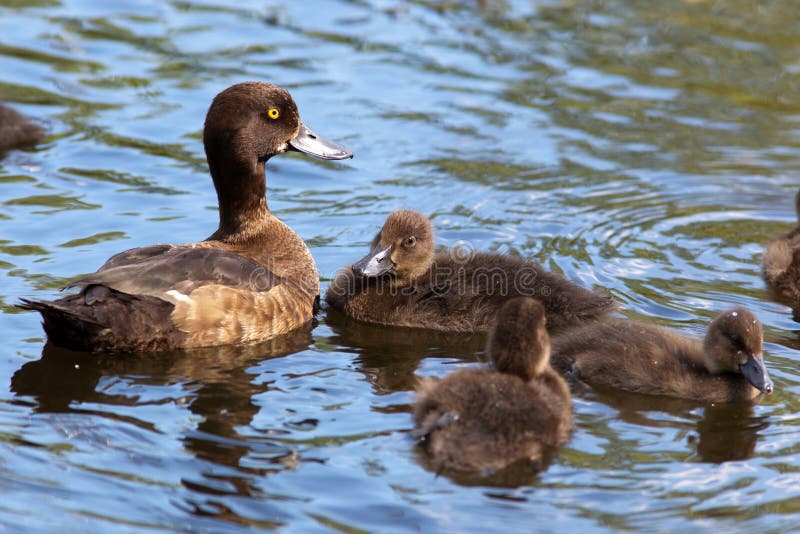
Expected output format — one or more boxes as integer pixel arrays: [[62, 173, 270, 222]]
[[267, 108, 280, 120]]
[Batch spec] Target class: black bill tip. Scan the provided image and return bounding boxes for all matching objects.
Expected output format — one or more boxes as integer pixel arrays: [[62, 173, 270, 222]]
[[739, 353, 773, 395]]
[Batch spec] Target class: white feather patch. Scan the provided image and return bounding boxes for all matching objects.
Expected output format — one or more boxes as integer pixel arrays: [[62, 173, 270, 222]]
[[166, 289, 191, 303]]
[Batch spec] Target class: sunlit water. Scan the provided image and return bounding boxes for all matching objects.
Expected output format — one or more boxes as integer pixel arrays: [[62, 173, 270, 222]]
[[1, 0, 799, 531]]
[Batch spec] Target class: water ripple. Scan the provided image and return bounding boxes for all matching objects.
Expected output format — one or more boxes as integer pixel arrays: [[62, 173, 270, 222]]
[[0, 0, 799, 531]]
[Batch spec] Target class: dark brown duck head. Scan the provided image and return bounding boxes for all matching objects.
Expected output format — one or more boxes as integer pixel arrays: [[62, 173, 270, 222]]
[[351, 209, 434, 285], [486, 297, 550, 381], [703, 307, 773, 395], [203, 82, 352, 238]]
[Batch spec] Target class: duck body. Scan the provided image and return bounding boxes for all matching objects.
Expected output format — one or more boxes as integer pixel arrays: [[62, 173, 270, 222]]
[[413, 298, 572, 472], [763, 191, 800, 305], [550, 309, 773, 403], [0, 103, 44, 152], [326, 210, 616, 333], [20, 82, 352, 352], [22, 220, 316, 352]]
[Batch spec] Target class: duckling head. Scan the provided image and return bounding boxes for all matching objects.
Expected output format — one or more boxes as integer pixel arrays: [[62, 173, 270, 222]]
[[487, 297, 551, 381], [703, 307, 773, 395], [352, 209, 434, 285]]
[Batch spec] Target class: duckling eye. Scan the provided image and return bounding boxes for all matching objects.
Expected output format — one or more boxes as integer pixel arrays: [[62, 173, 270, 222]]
[[403, 236, 416, 248], [267, 108, 280, 120], [729, 334, 744, 350]]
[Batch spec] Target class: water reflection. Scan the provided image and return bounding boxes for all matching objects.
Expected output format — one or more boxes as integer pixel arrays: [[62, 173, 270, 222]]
[[413, 445, 554, 488], [323, 307, 485, 394], [695, 403, 768, 463], [588, 386, 768, 463], [2, 0, 800, 529], [11, 325, 313, 508]]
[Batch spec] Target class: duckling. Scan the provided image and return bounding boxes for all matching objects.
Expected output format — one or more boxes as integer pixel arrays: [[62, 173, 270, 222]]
[[550, 308, 774, 402], [413, 298, 572, 472], [19, 82, 352, 352], [325, 209, 616, 333], [0, 102, 44, 151], [763, 190, 800, 305]]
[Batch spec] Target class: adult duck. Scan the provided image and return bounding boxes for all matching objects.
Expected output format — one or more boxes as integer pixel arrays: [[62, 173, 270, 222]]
[[763, 190, 800, 306], [325, 209, 616, 332], [413, 298, 572, 472], [550, 308, 774, 402], [20, 82, 352, 352]]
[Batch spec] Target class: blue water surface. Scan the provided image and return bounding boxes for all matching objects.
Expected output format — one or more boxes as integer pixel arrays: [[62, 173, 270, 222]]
[[1, 1, 799, 532]]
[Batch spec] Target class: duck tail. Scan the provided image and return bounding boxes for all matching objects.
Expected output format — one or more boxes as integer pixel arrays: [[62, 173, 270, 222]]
[[18, 291, 183, 353], [18, 297, 106, 351]]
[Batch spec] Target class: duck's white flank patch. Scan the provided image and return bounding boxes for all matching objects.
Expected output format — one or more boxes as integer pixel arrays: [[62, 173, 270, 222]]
[[166, 290, 191, 302]]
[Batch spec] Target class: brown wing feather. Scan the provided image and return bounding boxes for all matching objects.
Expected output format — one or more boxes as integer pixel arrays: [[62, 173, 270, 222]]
[[22, 245, 299, 350], [96, 244, 174, 271], [67, 245, 281, 301]]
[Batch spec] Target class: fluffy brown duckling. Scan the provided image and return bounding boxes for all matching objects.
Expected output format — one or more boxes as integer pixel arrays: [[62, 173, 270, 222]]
[[550, 308, 774, 402], [20, 82, 352, 352], [413, 298, 572, 472], [763, 190, 800, 305], [325, 209, 616, 333], [0, 102, 44, 152]]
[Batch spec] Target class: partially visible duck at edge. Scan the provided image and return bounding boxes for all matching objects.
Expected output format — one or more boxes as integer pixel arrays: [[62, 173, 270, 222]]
[[0, 102, 44, 152], [763, 190, 800, 306], [20, 82, 353, 352], [325, 209, 617, 333], [413, 298, 573, 472], [550, 307, 774, 403]]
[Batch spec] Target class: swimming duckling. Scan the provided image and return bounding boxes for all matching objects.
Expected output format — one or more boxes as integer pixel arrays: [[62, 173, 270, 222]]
[[20, 82, 352, 352], [413, 298, 572, 472], [763, 190, 800, 305], [0, 103, 44, 152], [325, 209, 616, 333], [550, 308, 773, 402]]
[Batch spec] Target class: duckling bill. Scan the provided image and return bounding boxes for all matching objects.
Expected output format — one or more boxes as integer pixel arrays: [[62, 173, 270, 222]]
[[551, 308, 774, 402], [326, 209, 617, 333], [413, 298, 572, 473], [20, 82, 352, 352]]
